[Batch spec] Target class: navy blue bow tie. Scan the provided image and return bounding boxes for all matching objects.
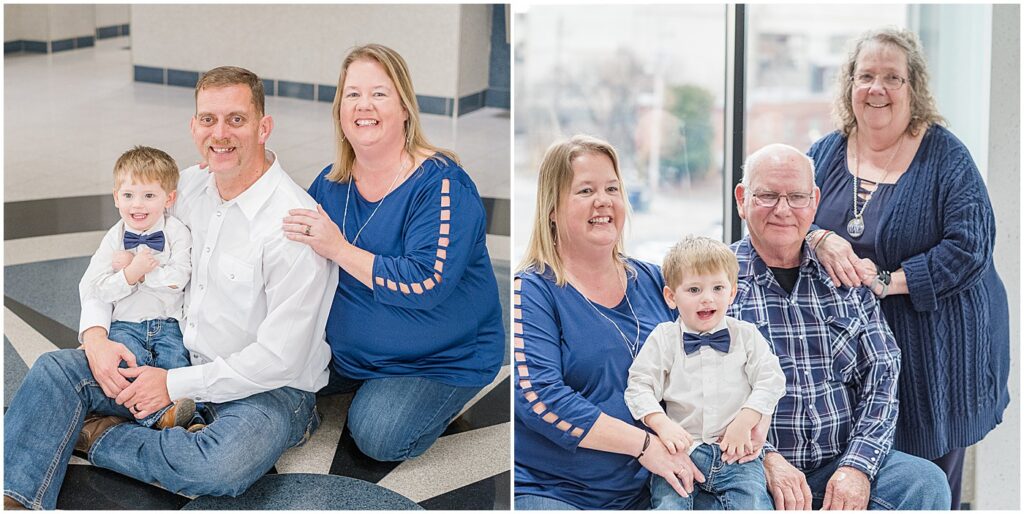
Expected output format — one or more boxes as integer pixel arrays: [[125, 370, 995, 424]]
[[682, 328, 731, 355], [123, 230, 165, 252]]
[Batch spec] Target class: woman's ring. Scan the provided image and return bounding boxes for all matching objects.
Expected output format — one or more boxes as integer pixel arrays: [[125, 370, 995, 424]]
[[305, 225, 311, 236]]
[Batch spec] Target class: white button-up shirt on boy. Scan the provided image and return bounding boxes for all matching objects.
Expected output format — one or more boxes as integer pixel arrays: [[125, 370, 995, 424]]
[[624, 316, 786, 451], [79, 214, 191, 324]]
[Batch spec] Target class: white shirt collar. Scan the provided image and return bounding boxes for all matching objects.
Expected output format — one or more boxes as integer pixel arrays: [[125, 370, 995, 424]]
[[677, 316, 729, 336], [122, 213, 167, 236], [201, 149, 284, 220]]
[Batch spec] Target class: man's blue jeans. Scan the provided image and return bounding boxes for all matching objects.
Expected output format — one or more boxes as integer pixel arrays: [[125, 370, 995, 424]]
[[109, 319, 191, 428], [320, 367, 482, 462], [692, 449, 951, 510], [651, 443, 773, 510], [3, 349, 319, 510]]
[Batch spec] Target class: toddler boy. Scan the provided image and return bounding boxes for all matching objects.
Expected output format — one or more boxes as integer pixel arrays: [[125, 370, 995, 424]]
[[625, 235, 785, 510], [78, 146, 195, 430]]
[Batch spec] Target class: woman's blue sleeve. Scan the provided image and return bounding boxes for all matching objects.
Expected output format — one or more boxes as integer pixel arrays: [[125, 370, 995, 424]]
[[370, 177, 485, 310], [901, 149, 996, 312], [513, 275, 603, 452]]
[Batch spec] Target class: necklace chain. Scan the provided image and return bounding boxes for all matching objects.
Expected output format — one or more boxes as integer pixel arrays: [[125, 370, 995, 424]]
[[342, 155, 409, 245], [847, 132, 903, 238], [567, 269, 641, 359], [851, 132, 903, 219]]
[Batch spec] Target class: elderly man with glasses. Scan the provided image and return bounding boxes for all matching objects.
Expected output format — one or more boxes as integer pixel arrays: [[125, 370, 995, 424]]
[[717, 143, 950, 511]]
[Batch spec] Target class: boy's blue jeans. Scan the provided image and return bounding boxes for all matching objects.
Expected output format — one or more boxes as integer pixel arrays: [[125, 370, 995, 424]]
[[108, 319, 191, 427], [651, 443, 773, 510], [3, 348, 319, 509]]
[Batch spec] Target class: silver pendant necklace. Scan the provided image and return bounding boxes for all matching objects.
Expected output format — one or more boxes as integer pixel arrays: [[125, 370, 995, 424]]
[[567, 269, 641, 359], [342, 155, 409, 245], [848, 132, 903, 238]]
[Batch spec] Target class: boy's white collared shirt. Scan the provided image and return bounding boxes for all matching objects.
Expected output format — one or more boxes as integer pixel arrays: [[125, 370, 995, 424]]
[[79, 214, 192, 325], [624, 315, 786, 452]]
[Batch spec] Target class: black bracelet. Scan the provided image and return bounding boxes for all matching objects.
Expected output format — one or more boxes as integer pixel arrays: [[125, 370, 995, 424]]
[[636, 432, 651, 460], [878, 269, 892, 285]]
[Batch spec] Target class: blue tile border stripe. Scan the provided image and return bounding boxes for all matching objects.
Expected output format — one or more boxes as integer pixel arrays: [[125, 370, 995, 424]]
[[96, 24, 129, 39], [278, 80, 315, 101], [128, 67, 508, 117], [5, 37, 96, 54], [167, 68, 200, 88]]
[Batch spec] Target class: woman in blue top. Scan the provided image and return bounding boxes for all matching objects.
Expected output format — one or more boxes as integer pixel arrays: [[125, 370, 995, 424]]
[[283, 44, 504, 461], [514, 135, 704, 509], [805, 28, 1009, 509]]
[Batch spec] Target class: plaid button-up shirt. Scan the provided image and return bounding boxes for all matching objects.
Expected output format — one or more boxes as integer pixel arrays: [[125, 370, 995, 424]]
[[727, 237, 900, 479]]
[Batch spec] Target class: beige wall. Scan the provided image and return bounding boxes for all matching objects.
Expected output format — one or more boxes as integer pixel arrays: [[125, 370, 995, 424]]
[[975, 4, 1021, 510], [131, 5, 492, 101], [457, 4, 493, 99], [95, 4, 129, 28], [5, 4, 127, 43]]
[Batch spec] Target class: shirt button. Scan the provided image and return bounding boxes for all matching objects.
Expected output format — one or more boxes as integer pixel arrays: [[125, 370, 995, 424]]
[[205, 247, 211, 253], [189, 321, 195, 328], [198, 284, 204, 290], [229, 274, 235, 280], [216, 211, 223, 217], [874, 449, 880, 454], [192, 353, 199, 359]]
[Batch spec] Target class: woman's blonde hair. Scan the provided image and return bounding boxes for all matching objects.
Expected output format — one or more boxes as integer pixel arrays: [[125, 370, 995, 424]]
[[517, 135, 632, 286], [832, 26, 946, 137], [327, 44, 459, 182]]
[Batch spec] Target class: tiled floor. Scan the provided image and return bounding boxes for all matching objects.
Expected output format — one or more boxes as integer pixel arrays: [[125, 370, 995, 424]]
[[4, 36, 511, 510]]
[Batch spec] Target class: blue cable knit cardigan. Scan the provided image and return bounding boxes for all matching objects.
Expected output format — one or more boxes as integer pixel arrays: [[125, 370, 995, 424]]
[[809, 125, 1010, 460]]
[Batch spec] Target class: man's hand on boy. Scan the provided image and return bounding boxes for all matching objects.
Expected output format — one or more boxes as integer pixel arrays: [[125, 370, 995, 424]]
[[81, 327, 137, 398], [644, 412, 693, 454], [719, 408, 761, 462], [124, 247, 159, 285], [111, 250, 133, 271], [116, 366, 171, 419]]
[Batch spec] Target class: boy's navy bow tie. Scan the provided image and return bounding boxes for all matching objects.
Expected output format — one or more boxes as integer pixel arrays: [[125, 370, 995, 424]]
[[123, 231, 165, 252], [682, 328, 731, 354]]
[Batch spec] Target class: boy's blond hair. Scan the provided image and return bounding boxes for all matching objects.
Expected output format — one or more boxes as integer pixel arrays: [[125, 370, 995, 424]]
[[113, 146, 179, 193], [662, 235, 739, 290]]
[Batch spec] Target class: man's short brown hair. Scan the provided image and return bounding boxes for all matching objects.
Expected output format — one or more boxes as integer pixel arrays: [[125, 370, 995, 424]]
[[194, 66, 265, 116], [662, 235, 739, 291], [113, 146, 179, 193]]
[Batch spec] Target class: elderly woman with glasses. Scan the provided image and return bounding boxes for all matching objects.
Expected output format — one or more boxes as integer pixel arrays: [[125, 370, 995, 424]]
[[805, 27, 1009, 509]]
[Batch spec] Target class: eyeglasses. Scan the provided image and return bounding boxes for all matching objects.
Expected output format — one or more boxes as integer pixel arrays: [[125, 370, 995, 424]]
[[851, 72, 907, 90], [751, 191, 814, 209]]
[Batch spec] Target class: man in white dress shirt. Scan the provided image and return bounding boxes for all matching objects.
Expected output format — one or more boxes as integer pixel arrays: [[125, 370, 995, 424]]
[[3, 66, 336, 509]]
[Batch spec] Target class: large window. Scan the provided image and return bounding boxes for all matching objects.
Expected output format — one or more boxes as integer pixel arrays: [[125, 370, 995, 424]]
[[514, 5, 727, 264]]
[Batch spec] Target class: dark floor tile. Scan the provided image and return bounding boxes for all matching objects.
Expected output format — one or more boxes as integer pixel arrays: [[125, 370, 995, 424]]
[[5, 194, 119, 240], [417, 471, 510, 510], [328, 424, 401, 483], [182, 473, 422, 510], [5, 337, 30, 407], [442, 377, 509, 437], [4, 296, 79, 350], [56, 465, 190, 510]]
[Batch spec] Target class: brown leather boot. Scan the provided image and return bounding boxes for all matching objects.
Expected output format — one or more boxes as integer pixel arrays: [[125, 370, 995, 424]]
[[154, 399, 196, 430], [75, 415, 129, 454], [4, 495, 27, 510]]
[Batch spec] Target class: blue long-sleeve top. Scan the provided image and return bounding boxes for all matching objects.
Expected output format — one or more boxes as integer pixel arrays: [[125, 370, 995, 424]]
[[513, 259, 675, 510], [308, 156, 504, 388], [809, 126, 1010, 459]]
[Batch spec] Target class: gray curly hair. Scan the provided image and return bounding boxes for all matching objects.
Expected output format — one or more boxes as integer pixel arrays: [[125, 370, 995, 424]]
[[832, 26, 946, 137]]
